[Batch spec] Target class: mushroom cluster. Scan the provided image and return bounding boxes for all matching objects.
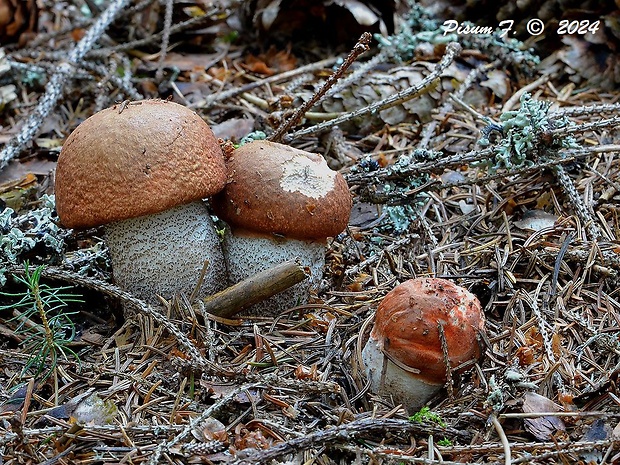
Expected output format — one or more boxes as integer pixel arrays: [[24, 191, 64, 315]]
[[362, 278, 485, 412], [212, 140, 352, 314], [55, 99, 228, 304], [55, 103, 352, 313]]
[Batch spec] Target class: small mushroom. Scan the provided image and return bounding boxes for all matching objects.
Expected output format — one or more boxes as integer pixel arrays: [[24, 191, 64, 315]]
[[362, 278, 485, 412], [55, 99, 228, 304], [212, 140, 352, 314]]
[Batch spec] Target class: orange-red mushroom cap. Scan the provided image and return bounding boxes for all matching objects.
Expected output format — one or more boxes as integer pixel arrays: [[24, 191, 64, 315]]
[[370, 277, 485, 384]]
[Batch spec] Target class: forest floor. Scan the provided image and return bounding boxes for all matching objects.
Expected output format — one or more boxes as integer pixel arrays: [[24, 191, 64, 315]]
[[1, 1, 620, 464]]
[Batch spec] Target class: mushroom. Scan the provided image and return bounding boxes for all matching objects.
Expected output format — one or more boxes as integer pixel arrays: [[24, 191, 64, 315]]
[[55, 99, 228, 305], [212, 140, 352, 314], [362, 278, 485, 412]]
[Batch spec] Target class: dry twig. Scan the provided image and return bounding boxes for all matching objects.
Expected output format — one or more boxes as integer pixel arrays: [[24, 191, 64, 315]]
[[285, 42, 463, 141], [0, 0, 131, 171], [203, 260, 309, 318], [269, 32, 372, 142], [233, 417, 471, 465]]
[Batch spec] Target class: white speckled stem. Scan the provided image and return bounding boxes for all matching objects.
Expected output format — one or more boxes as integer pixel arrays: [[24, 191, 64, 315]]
[[222, 230, 325, 315], [104, 201, 227, 305], [362, 336, 442, 413]]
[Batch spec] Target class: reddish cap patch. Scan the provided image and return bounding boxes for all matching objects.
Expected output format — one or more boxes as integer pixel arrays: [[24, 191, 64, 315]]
[[370, 277, 485, 383]]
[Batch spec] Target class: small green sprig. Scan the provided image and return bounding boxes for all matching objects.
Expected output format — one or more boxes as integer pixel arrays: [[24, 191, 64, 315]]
[[0, 263, 83, 380], [409, 407, 453, 446], [408, 406, 446, 427]]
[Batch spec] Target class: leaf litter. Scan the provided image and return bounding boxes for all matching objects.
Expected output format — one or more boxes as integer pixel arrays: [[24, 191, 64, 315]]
[[1, 1, 620, 464]]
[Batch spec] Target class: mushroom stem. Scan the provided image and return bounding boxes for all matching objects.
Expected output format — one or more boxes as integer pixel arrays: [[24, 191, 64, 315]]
[[362, 335, 443, 412], [222, 228, 325, 314], [104, 201, 227, 304]]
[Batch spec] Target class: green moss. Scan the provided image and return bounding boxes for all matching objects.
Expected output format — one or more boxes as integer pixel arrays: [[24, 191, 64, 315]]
[[409, 406, 446, 427]]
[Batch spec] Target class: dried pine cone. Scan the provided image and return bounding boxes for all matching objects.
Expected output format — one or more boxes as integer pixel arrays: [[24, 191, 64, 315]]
[[0, 0, 38, 45]]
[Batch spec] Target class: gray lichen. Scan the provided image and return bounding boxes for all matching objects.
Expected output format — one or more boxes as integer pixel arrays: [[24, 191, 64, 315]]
[[376, 2, 539, 70], [239, 131, 267, 146], [485, 375, 505, 412], [1, 195, 113, 285], [384, 205, 418, 233], [1, 195, 71, 286], [478, 93, 579, 171], [375, 4, 455, 62], [371, 150, 439, 234], [63, 241, 111, 280]]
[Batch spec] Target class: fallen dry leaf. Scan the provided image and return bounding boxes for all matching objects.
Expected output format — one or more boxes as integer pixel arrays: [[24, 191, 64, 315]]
[[211, 117, 255, 142], [233, 423, 275, 451], [579, 419, 611, 464], [193, 416, 228, 444], [522, 391, 566, 441], [241, 46, 297, 76], [0, 159, 57, 185], [513, 210, 559, 231]]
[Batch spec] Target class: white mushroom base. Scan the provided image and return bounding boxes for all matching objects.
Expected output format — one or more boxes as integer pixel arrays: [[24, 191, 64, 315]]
[[222, 230, 325, 315], [104, 201, 227, 306], [362, 335, 443, 413]]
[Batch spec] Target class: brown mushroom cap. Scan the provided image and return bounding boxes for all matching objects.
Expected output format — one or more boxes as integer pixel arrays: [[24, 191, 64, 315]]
[[212, 140, 352, 240], [55, 99, 227, 229], [370, 278, 484, 384]]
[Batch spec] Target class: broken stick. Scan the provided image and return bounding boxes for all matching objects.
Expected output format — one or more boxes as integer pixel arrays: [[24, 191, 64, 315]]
[[202, 259, 309, 318]]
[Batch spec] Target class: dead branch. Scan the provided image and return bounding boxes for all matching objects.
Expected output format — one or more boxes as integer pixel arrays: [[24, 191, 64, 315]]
[[203, 57, 339, 107], [232, 417, 472, 465], [419, 60, 498, 150], [269, 32, 372, 142], [147, 381, 264, 465], [87, 11, 221, 58], [324, 49, 389, 99], [202, 259, 309, 318], [155, 0, 174, 82], [550, 102, 620, 117], [284, 42, 462, 142], [0, 0, 131, 171], [553, 164, 603, 240], [550, 115, 620, 135], [346, 146, 494, 187]]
